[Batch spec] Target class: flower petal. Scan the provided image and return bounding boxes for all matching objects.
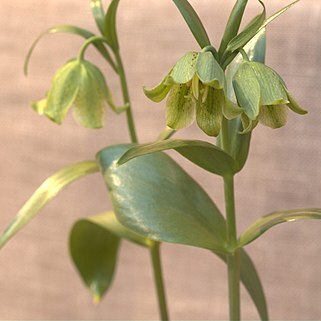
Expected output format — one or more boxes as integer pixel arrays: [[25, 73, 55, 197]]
[[251, 62, 289, 105], [223, 98, 243, 120], [240, 114, 258, 134], [196, 88, 223, 136], [45, 59, 81, 124], [168, 52, 198, 84], [233, 62, 260, 120], [286, 90, 308, 115], [73, 62, 104, 128], [196, 51, 225, 89], [144, 74, 172, 102], [166, 84, 196, 129], [258, 104, 288, 129]]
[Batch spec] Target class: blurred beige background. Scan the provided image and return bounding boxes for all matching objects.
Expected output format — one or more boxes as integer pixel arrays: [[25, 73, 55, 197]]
[[0, 0, 321, 319]]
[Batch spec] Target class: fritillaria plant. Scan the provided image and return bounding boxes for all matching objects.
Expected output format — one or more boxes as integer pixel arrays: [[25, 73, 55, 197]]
[[1, 0, 320, 320]]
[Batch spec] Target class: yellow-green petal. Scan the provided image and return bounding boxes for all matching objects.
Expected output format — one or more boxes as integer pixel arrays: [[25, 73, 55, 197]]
[[168, 52, 198, 84], [286, 90, 308, 115], [251, 62, 289, 106], [196, 51, 225, 89], [233, 62, 260, 120], [45, 59, 81, 124], [143, 74, 172, 103], [73, 63, 104, 128], [196, 88, 223, 137], [258, 104, 288, 129], [166, 84, 195, 129], [240, 114, 258, 134], [32, 98, 47, 115]]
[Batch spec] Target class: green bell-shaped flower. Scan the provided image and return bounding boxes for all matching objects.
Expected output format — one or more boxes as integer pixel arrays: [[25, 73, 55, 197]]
[[232, 61, 307, 132], [144, 51, 228, 136], [32, 58, 127, 128]]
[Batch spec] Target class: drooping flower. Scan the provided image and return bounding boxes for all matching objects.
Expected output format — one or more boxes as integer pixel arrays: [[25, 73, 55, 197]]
[[144, 51, 231, 136], [32, 58, 127, 128], [232, 61, 307, 132]]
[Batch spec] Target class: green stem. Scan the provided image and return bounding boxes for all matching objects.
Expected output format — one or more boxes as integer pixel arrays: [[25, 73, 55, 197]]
[[224, 175, 241, 321], [150, 242, 169, 321], [114, 49, 138, 143]]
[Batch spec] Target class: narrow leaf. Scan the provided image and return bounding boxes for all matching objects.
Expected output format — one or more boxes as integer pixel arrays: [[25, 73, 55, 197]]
[[104, 0, 120, 50], [70, 211, 153, 302], [239, 208, 321, 247], [118, 139, 237, 177], [0, 161, 99, 249], [218, 0, 249, 56], [258, 0, 301, 33], [90, 0, 106, 35], [97, 144, 228, 253], [216, 250, 269, 321], [24, 25, 116, 75], [172, 0, 211, 49], [226, 1, 266, 53]]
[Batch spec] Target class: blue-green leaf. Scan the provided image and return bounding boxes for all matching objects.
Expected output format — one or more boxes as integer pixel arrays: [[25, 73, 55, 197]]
[[90, 0, 106, 35], [24, 25, 116, 75], [97, 144, 228, 253], [118, 139, 237, 177], [172, 0, 211, 49], [226, 0, 266, 53], [218, 0, 249, 56], [104, 0, 120, 50], [0, 161, 99, 250], [70, 211, 153, 302], [217, 249, 268, 321], [239, 208, 321, 248]]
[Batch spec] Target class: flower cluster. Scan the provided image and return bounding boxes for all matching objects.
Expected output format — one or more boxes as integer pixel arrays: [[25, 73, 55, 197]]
[[144, 51, 307, 136]]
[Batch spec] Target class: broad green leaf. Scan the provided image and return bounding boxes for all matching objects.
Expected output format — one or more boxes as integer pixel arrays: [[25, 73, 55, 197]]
[[0, 161, 99, 249], [239, 208, 321, 248], [24, 25, 116, 75], [226, 0, 265, 53], [118, 139, 237, 177], [218, 30, 266, 172], [172, 0, 211, 49], [217, 249, 269, 321], [70, 211, 153, 302], [104, 0, 120, 50], [97, 144, 228, 253], [91, 0, 106, 35], [218, 0, 249, 56]]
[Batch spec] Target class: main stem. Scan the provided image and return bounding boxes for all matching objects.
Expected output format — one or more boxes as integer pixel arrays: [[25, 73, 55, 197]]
[[114, 50, 138, 143], [221, 118, 241, 320], [150, 242, 169, 321], [224, 175, 240, 321]]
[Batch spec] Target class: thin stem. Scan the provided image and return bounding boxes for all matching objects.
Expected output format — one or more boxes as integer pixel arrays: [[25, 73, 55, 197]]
[[156, 127, 176, 142], [78, 35, 111, 61], [224, 175, 241, 321], [114, 49, 138, 143], [150, 242, 169, 321]]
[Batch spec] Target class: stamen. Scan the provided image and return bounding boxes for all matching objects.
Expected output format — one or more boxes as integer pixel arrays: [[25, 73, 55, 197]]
[[191, 74, 199, 100], [202, 85, 209, 103]]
